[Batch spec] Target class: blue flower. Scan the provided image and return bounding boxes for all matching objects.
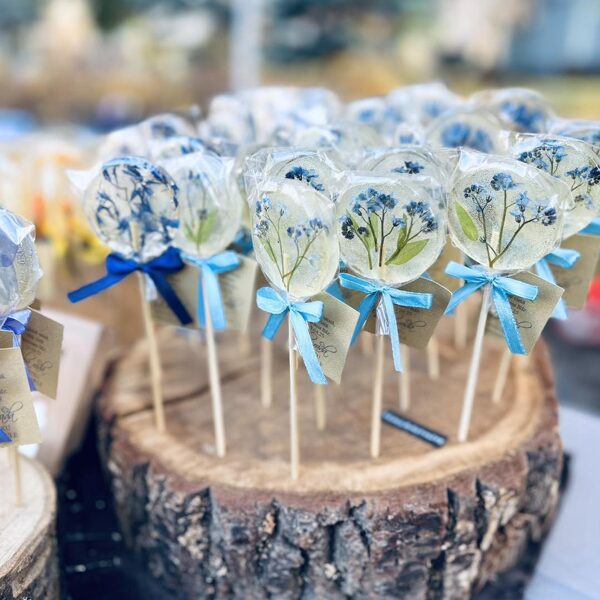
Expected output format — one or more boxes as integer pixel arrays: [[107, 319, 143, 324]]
[[392, 161, 425, 175], [490, 173, 518, 191], [501, 101, 545, 133], [392, 216, 405, 227], [285, 166, 325, 192], [541, 207, 557, 226], [440, 122, 493, 153]]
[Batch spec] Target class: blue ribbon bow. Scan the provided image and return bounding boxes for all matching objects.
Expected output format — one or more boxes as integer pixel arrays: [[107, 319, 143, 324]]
[[581, 217, 600, 236], [444, 262, 538, 355], [1, 308, 36, 391], [0, 428, 11, 443], [338, 273, 433, 372], [256, 287, 327, 385], [535, 247, 580, 320], [68, 247, 193, 325], [182, 251, 240, 331]]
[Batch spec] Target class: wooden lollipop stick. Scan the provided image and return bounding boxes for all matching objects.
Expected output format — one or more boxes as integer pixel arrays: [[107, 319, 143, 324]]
[[314, 385, 326, 431], [361, 333, 373, 357], [260, 337, 272, 408], [288, 318, 299, 480], [427, 335, 440, 380], [238, 331, 251, 358], [492, 347, 513, 404], [458, 286, 492, 442], [138, 273, 166, 433], [398, 345, 411, 412], [454, 302, 468, 350], [370, 333, 385, 458], [9, 446, 23, 506], [202, 275, 226, 458]]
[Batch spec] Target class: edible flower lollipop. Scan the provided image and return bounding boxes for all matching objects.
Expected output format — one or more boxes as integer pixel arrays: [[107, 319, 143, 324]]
[[336, 173, 445, 457], [469, 88, 554, 133], [167, 151, 243, 458], [68, 156, 193, 432], [251, 177, 339, 479], [444, 150, 568, 442]]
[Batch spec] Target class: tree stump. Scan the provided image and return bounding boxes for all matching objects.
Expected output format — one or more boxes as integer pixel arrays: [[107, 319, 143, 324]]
[[97, 327, 562, 599], [0, 455, 59, 600]]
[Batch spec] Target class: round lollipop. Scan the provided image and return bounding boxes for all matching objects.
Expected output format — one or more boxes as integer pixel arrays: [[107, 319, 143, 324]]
[[509, 134, 600, 239], [167, 152, 242, 458], [69, 156, 193, 433], [469, 88, 554, 133], [444, 150, 568, 442], [251, 177, 339, 479], [426, 109, 504, 154], [336, 173, 444, 457]]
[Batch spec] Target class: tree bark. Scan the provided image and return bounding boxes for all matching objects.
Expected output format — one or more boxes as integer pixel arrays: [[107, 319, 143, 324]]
[[97, 329, 562, 599], [0, 455, 59, 600]]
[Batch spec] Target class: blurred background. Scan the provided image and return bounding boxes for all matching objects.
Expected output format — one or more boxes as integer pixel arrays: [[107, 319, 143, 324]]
[[0, 0, 599, 131]]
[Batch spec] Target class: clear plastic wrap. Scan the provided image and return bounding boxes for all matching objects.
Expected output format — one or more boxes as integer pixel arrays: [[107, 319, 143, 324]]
[[549, 118, 600, 157], [147, 136, 208, 161], [468, 87, 554, 133], [243, 147, 342, 203], [167, 152, 242, 259], [447, 150, 568, 271], [0, 207, 42, 315], [250, 178, 339, 300], [507, 133, 600, 238], [80, 156, 179, 261], [336, 172, 446, 284], [426, 108, 505, 154]]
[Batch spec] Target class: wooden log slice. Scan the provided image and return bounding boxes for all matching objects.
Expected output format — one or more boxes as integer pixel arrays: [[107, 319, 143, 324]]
[[0, 455, 59, 600], [97, 327, 562, 600]]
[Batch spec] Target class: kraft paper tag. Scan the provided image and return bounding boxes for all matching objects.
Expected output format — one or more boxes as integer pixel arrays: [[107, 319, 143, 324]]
[[221, 255, 259, 334], [485, 271, 563, 353], [354, 278, 452, 350], [308, 292, 359, 384], [21, 309, 64, 399], [0, 347, 42, 446], [427, 242, 464, 292], [550, 234, 600, 309]]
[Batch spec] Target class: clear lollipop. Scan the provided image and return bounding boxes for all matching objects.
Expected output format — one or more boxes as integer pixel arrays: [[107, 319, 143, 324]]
[[426, 109, 504, 154], [469, 88, 554, 133], [509, 134, 600, 238], [82, 156, 179, 262], [251, 178, 339, 300], [363, 146, 447, 182], [148, 136, 208, 161]]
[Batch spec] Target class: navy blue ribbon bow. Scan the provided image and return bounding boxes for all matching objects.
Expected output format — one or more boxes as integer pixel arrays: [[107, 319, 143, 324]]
[[338, 273, 433, 372], [68, 247, 193, 325], [535, 247, 580, 320], [183, 251, 240, 331], [256, 287, 327, 385], [0, 428, 11, 443], [444, 262, 538, 355], [1, 308, 36, 391]]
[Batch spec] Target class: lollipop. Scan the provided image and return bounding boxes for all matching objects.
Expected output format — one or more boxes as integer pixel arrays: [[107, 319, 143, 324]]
[[251, 177, 339, 479], [426, 109, 504, 154], [444, 150, 568, 441], [68, 156, 193, 432], [336, 173, 445, 457], [469, 88, 554, 133], [167, 152, 243, 457]]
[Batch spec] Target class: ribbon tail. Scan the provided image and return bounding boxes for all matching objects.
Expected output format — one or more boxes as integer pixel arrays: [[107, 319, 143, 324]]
[[535, 260, 567, 321], [67, 272, 127, 303], [382, 293, 403, 372], [200, 266, 227, 331], [492, 286, 527, 355], [0, 427, 12, 443], [262, 311, 287, 340], [351, 293, 379, 346], [290, 310, 327, 385], [150, 272, 193, 325], [445, 281, 485, 315]]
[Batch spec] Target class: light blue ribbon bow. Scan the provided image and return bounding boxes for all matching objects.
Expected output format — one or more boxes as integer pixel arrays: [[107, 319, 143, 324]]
[[183, 251, 240, 331], [0, 309, 36, 391], [256, 287, 327, 385], [444, 261, 538, 355], [338, 273, 433, 372], [581, 217, 600, 236], [535, 247, 580, 320]]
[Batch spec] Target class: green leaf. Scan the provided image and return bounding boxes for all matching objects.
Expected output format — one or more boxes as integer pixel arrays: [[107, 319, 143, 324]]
[[395, 224, 408, 251], [456, 203, 478, 242], [259, 238, 277, 264], [197, 210, 218, 245], [386, 239, 429, 266]]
